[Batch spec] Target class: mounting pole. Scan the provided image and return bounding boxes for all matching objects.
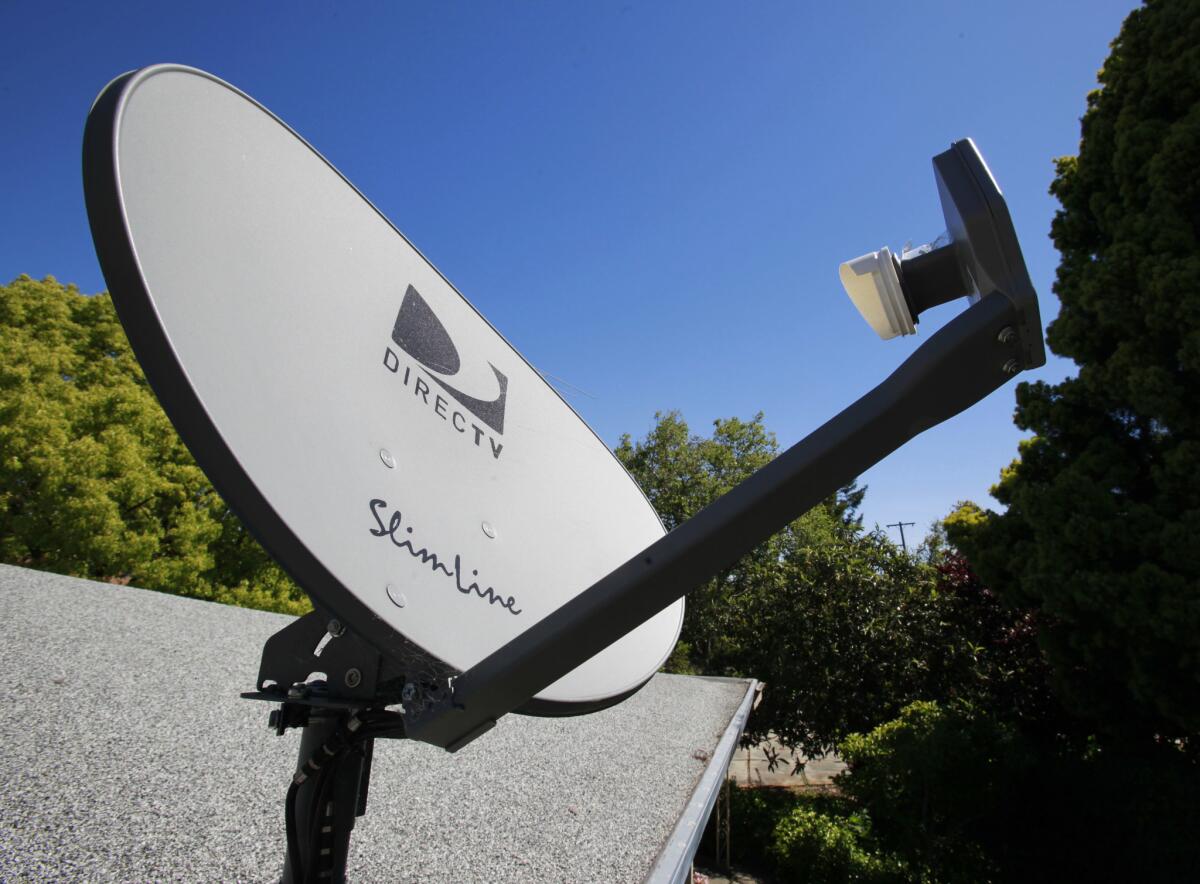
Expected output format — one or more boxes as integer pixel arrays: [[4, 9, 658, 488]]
[[281, 709, 374, 884], [243, 612, 387, 884]]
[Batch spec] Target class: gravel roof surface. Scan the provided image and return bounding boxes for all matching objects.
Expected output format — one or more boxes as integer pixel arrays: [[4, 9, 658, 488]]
[[0, 564, 751, 882]]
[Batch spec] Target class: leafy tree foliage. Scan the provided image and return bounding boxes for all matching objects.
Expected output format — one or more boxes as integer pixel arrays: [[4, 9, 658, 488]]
[[929, 536, 1063, 739], [839, 696, 1200, 884], [946, 0, 1200, 743], [839, 700, 1021, 880], [914, 519, 950, 566], [704, 786, 911, 883], [615, 411, 785, 673], [767, 799, 908, 884], [0, 275, 308, 614], [617, 411, 973, 757]]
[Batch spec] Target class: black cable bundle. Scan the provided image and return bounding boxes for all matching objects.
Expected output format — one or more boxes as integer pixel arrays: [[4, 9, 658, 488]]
[[284, 710, 405, 883]]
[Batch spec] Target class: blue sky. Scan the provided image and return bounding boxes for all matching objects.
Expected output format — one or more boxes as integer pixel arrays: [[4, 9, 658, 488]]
[[1, 0, 1135, 544]]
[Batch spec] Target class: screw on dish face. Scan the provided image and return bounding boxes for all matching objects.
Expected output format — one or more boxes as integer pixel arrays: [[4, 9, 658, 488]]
[[327, 619, 345, 637], [344, 668, 362, 688], [379, 448, 396, 469], [1002, 359, 1021, 375], [997, 326, 1016, 345], [401, 683, 417, 703], [481, 521, 496, 539]]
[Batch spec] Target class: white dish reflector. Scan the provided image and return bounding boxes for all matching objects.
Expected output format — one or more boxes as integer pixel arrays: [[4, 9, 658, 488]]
[[83, 65, 682, 710]]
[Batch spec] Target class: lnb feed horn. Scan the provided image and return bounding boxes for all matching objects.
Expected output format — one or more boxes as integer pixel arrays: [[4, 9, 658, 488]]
[[841, 240, 973, 340], [840, 139, 1046, 374]]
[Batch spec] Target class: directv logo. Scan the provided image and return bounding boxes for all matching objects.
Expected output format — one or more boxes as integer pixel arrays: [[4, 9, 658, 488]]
[[383, 285, 506, 460]]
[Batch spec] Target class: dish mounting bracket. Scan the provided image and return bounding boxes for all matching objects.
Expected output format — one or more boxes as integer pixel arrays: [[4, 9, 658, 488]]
[[243, 609, 384, 709]]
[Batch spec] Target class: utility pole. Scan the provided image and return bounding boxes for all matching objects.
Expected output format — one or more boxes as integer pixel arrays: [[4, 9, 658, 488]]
[[887, 521, 916, 554]]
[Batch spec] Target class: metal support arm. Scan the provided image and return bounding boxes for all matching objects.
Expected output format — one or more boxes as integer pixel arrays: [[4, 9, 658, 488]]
[[406, 289, 1026, 751]]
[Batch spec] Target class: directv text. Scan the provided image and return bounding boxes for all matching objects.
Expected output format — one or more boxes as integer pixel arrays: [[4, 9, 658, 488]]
[[382, 347, 504, 460]]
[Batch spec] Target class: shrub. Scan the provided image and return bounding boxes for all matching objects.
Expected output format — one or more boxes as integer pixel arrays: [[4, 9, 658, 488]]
[[704, 786, 913, 883], [769, 803, 907, 884], [837, 701, 1025, 880], [836, 699, 1200, 883], [706, 785, 802, 870]]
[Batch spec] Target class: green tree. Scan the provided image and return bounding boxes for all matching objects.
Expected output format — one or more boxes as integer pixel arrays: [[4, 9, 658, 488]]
[[0, 275, 308, 614], [617, 411, 974, 757], [615, 411, 786, 672], [947, 0, 1200, 743], [737, 527, 956, 758]]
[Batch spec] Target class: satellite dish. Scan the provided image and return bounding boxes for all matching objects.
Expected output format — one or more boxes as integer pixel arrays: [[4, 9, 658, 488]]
[[84, 64, 1046, 883], [82, 64, 683, 712]]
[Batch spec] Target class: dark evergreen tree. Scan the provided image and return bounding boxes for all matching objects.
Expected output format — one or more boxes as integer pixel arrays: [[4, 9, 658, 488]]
[[948, 0, 1200, 743]]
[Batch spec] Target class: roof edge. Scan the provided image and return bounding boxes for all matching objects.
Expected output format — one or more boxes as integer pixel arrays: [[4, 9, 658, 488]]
[[644, 678, 761, 884]]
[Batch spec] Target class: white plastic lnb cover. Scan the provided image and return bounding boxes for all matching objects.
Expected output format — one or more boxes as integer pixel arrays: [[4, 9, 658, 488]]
[[839, 247, 915, 339]]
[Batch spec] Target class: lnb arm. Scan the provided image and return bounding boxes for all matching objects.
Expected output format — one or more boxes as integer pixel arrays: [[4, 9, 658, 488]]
[[405, 139, 1046, 752]]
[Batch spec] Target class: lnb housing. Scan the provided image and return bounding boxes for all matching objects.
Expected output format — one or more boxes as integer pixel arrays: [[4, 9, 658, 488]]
[[840, 139, 1045, 373]]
